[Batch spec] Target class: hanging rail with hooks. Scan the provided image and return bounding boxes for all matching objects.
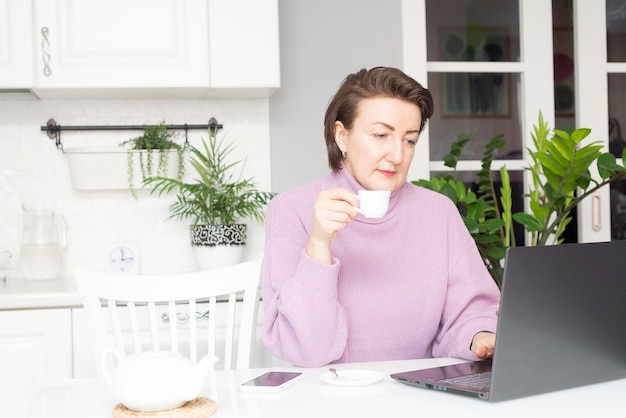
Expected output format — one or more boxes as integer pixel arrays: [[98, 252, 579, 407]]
[[40, 117, 223, 151]]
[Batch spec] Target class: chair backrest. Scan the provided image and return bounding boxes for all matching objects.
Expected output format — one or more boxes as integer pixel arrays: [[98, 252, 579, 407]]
[[75, 258, 262, 373]]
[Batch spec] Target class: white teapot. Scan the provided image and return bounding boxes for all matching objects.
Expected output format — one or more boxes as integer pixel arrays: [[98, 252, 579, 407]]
[[102, 349, 218, 412]]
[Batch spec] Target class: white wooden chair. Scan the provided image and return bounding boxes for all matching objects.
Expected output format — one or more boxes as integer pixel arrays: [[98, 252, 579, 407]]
[[75, 258, 262, 374]]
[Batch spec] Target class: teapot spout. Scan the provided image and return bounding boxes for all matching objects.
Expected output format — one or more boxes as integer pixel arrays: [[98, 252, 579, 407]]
[[183, 355, 219, 401]]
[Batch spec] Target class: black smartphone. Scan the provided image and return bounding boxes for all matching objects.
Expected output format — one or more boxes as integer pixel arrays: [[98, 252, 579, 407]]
[[239, 371, 304, 392]]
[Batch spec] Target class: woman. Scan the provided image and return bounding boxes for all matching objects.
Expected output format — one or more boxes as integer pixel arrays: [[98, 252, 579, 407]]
[[262, 67, 500, 367]]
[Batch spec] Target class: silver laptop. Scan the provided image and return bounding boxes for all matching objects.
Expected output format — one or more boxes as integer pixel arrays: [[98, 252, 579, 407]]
[[391, 240, 626, 402]]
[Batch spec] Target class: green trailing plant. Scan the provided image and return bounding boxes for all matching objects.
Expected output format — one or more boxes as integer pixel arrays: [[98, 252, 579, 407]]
[[414, 112, 626, 287], [119, 121, 187, 198], [144, 125, 275, 225]]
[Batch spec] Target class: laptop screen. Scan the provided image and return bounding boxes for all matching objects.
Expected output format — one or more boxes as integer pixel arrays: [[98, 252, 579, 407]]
[[392, 241, 626, 402]]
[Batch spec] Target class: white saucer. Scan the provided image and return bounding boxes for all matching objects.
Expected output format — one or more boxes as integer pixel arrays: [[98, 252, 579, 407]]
[[319, 370, 385, 386]]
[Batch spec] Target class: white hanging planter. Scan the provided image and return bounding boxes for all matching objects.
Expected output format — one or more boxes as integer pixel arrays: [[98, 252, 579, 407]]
[[64, 148, 181, 191]]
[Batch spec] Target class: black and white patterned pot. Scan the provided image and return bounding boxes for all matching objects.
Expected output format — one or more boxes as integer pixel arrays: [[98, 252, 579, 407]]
[[190, 224, 247, 247], [190, 224, 246, 270]]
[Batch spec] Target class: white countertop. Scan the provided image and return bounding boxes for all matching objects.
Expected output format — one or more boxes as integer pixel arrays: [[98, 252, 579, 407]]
[[29, 358, 626, 418], [0, 272, 82, 310]]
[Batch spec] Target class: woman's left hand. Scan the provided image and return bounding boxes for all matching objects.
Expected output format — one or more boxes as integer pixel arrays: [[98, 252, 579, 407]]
[[471, 332, 496, 359]]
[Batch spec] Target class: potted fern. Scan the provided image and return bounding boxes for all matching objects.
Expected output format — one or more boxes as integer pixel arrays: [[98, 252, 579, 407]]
[[144, 125, 275, 270]]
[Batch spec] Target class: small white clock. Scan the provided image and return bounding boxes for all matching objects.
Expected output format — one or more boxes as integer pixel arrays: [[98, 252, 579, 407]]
[[107, 245, 139, 274]]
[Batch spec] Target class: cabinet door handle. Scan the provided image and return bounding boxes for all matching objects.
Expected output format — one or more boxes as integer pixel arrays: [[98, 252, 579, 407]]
[[41, 27, 52, 76], [592, 193, 601, 232]]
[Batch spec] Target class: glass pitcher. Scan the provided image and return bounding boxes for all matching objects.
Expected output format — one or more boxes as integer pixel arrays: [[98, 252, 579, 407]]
[[20, 203, 67, 280]]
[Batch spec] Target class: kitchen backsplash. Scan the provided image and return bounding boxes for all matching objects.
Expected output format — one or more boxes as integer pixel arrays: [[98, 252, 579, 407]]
[[0, 97, 272, 276]]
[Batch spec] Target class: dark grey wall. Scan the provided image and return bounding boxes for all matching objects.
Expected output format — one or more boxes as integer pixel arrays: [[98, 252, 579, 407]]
[[269, 0, 403, 193]]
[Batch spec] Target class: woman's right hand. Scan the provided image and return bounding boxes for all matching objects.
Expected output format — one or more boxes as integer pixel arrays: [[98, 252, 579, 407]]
[[305, 188, 358, 264]]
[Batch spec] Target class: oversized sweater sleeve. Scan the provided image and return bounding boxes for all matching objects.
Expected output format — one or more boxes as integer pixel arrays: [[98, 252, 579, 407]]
[[261, 191, 349, 367], [431, 199, 501, 360]]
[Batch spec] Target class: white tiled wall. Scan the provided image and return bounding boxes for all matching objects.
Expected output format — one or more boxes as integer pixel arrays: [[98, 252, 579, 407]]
[[0, 97, 272, 276]]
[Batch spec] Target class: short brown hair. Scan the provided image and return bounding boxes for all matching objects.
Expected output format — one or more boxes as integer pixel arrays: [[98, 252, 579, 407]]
[[323, 67, 433, 171]]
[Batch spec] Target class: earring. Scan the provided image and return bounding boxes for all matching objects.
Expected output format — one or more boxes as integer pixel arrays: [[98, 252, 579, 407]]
[[341, 150, 346, 158]]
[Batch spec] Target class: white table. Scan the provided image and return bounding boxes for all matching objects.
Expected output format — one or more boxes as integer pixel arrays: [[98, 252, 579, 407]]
[[28, 357, 626, 418]]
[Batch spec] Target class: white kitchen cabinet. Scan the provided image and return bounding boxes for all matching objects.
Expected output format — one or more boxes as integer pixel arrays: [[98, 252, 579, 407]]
[[32, 0, 210, 99], [0, 308, 73, 418], [207, 0, 281, 96], [26, 0, 280, 99], [0, 0, 34, 89]]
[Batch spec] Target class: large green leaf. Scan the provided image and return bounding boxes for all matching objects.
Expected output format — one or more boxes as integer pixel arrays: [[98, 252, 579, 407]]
[[443, 154, 458, 168], [463, 218, 479, 234], [597, 153, 625, 178], [465, 199, 483, 220], [537, 153, 567, 176], [575, 170, 592, 189], [512, 212, 542, 231], [475, 234, 503, 244], [454, 180, 467, 200], [573, 144, 603, 167], [484, 246, 507, 259], [570, 127, 591, 143], [553, 129, 576, 147], [529, 199, 550, 222], [477, 218, 505, 232], [438, 183, 458, 202], [546, 143, 573, 167]]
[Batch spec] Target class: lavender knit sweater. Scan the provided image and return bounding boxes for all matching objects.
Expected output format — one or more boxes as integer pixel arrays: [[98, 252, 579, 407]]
[[262, 168, 500, 367]]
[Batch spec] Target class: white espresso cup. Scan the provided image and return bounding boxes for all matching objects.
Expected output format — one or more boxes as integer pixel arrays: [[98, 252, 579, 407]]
[[356, 190, 391, 218]]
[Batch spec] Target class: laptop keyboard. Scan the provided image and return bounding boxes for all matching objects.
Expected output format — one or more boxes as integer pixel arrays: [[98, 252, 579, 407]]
[[438, 371, 492, 389]]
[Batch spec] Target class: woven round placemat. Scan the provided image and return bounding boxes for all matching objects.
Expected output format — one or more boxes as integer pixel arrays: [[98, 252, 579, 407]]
[[112, 397, 217, 418]]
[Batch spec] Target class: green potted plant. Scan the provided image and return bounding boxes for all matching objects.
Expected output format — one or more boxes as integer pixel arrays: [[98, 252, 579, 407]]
[[414, 112, 626, 287], [144, 125, 275, 270], [119, 121, 187, 198], [413, 132, 510, 286]]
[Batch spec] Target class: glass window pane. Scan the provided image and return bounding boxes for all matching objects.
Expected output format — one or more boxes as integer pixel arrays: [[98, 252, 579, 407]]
[[608, 74, 626, 158], [427, 73, 523, 161], [611, 178, 626, 240], [553, 28, 575, 125], [426, 0, 520, 62], [607, 0, 626, 62], [553, 1, 576, 132], [609, 72, 626, 241]]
